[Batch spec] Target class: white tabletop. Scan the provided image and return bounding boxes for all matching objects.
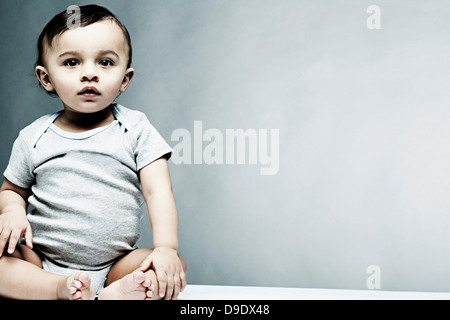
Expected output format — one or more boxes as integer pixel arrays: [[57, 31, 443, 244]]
[[179, 284, 450, 300]]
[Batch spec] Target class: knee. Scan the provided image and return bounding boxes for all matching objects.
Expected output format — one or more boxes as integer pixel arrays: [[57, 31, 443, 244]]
[[131, 248, 154, 261], [0, 244, 42, 268], [135, 248, 186, 271], [1, 244, 25, 260], [131, 248, 186, 272]]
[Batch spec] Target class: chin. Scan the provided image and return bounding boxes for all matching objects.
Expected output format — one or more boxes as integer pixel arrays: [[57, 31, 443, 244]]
[[69, 102, 111, 113]]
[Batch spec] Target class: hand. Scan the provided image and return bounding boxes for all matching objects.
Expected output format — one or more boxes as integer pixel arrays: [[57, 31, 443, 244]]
[[0, 211, 33, 257], [139, 247, 186, 300]]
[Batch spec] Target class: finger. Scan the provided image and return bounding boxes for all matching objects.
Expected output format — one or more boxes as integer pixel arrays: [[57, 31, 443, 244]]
[[143, 277, 152, 288], [0, 229, 11, 257], [139, 256, 152, 272], [156, 268, 167, 298], [24, 225, 33, 249], [173, 274, 181, 300], [165, 274, 174, 300], [180, 270, 187, 292], [7, 229, 21, 254]]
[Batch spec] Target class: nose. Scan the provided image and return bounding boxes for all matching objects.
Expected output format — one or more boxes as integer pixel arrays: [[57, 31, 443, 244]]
[[81, 63, 99, 82]]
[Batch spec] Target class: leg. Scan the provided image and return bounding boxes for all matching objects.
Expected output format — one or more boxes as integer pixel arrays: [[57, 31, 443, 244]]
[[0, 244, 95, 300], [105, 248, 156, 285], [98, 249, 157, 300], [98, 248, 187, 300]]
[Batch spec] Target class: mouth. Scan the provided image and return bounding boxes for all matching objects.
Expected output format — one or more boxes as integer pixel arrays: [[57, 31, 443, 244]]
[[78, 86, 101, 97]]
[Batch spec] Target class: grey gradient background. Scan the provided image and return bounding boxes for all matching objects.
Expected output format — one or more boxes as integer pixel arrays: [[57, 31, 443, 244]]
[[2, 0, 450, 292]]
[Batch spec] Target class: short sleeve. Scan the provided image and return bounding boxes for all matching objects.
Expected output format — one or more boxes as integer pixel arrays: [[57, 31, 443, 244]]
[[3, 133, 35, 188], [133, 115, 173, 171]]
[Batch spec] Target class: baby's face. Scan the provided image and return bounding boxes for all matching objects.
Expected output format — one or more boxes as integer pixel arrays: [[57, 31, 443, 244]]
[[36, 20, 134, 113]]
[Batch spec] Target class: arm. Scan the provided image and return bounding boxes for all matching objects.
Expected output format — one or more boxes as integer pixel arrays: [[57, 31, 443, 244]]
[[138, 157, 186, 299], [141, 158, 178, 250], [0, 178, 33, 256]]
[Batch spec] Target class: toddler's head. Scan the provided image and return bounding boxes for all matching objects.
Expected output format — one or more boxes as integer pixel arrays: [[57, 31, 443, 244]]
[[35, 5, 133, 102]]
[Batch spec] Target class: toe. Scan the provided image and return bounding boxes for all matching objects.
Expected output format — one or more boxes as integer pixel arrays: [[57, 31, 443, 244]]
[[73, 280, 82, 289], [132, 270, 146, 284], [78, 272, 92, 287]]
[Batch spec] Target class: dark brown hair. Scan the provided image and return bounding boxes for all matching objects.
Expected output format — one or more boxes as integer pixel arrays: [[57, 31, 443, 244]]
[[36, 4, 133, 96]]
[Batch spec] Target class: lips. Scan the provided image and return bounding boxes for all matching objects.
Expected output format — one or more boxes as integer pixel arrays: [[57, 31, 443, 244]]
[[78, 86, 101, 96]]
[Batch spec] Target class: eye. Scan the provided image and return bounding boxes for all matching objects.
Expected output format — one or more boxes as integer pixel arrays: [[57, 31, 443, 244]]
[[63, 59, 79, 67], [99, 59, 113, 67]]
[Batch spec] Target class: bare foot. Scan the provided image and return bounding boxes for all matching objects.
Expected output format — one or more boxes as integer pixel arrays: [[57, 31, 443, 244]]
[[98, 269, 155, 300], [57, 271, 96, 300]]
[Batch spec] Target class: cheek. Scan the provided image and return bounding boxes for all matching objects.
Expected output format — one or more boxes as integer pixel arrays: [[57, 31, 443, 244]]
[[48, 72, 76, 94], [51, 81, 70, 97], [103, 74, 126, 95]]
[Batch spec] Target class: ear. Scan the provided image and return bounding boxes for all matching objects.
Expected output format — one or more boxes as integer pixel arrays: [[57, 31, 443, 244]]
[[119, 68, 135, 93], [35, 66, 55, 92]]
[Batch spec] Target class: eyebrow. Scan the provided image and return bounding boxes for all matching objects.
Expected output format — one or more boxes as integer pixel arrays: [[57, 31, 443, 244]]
[[58, 50, 120, 59]]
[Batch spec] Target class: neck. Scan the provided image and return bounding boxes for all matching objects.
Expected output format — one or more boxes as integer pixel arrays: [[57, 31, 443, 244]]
[[56, 105, 115, 133]]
